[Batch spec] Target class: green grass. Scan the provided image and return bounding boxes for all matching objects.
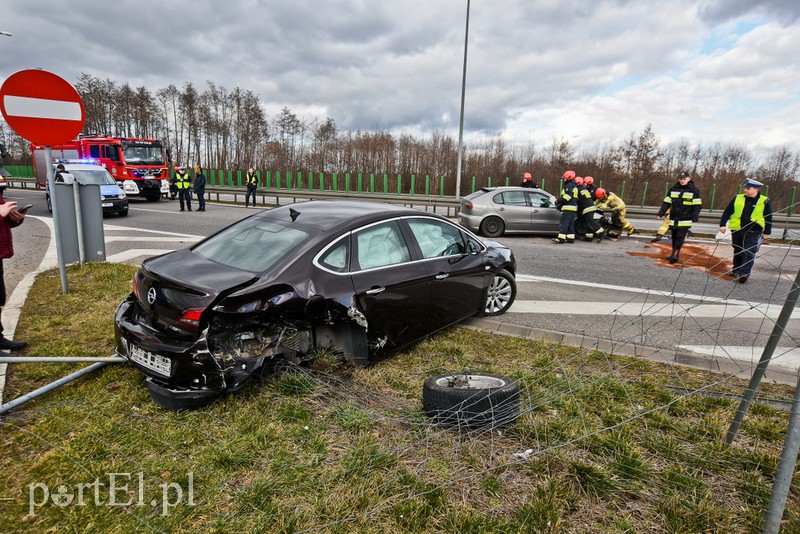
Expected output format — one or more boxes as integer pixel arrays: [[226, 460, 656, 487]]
[[0, 263, 798, 532]]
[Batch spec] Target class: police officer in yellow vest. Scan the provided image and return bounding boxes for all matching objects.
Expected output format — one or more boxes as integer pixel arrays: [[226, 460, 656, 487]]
[[719, 179, 772, 283], [175, 166, 192, 212], [245, 167, 259, 208]]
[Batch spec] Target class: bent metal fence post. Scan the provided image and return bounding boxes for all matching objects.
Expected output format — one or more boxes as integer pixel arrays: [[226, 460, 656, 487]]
[[0, 358, 125, 415]]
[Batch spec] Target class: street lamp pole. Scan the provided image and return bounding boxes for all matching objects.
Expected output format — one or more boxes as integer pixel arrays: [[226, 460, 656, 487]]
[[454, 0, 470, 199]]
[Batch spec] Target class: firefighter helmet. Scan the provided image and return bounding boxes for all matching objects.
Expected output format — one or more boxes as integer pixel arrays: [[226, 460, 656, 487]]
[[584, 176, 594, 185], [574, 176, 584, 186], [523, 172, 532, 180], [563, 170, 576, 181], [595, 188, 606, 199]]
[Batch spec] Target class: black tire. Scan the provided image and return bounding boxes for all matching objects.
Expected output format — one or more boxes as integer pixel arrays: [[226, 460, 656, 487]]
[[481, 269, 516, 316], [479, 216, 505, 238], [423, 372, 520, 428], [145, 195, 161, 202], [119, 208, 129, 217]]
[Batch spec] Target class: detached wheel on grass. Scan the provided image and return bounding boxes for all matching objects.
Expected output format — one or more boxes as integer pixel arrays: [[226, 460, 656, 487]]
[[423, 372, 520, 428]]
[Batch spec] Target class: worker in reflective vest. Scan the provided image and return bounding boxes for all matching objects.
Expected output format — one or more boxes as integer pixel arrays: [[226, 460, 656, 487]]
[[175, 166, 192, 212], [719, 179, 773, 283], [245, 168, 259, 208]]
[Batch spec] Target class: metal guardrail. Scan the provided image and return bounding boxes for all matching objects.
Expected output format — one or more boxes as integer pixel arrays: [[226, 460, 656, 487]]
[[8, 177, 800, 231]]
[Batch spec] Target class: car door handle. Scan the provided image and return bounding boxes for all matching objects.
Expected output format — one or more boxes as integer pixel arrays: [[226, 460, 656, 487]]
[[435, 273, 449, 280], [366, 287, 385, 295]]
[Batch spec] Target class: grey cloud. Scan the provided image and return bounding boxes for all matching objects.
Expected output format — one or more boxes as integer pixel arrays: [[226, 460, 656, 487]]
[[700, 0, 800, 24]]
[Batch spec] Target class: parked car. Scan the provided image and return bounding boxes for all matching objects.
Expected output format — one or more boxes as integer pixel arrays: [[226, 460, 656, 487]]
[[46, 161, 129, 216], [458, 186, 560, 237], [115, 200, 517, 410]]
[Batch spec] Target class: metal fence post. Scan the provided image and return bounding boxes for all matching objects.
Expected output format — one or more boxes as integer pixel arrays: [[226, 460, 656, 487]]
[[762, 369, 800, 533], [709, 183, 716, 212], [727, 265, 800, 445]]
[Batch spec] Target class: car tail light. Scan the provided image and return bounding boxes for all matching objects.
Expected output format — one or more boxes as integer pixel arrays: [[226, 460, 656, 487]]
[[176, 307, 206, 331], [463, 201, 473, 210]]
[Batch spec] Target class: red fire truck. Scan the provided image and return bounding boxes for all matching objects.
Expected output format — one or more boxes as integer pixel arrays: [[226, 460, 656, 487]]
[[31, 135, 171, 201]]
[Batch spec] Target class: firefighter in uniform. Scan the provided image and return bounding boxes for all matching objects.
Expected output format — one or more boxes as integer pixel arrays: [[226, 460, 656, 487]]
[[554, 170, 578, 243], [719, 179, 772, 283], [657, 171, 701, 264], [594, 188, 636, 237], [175, 166, 192, 212], [519, 171, 535, 188], [583, 175, 597, 199], [575, 176, 605, 241]]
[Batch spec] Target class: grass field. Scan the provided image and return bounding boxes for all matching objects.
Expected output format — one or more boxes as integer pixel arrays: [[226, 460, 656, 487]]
[[0, 263, 797, 532]]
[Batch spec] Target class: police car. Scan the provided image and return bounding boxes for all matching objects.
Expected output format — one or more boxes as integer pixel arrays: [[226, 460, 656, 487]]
[[47, 160, 129, 216]]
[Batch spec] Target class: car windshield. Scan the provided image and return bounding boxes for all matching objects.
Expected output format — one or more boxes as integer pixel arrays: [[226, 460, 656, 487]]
[[68, 169, 116, 185], [193, 217, 314, 272], [122, 145, 164, 165]]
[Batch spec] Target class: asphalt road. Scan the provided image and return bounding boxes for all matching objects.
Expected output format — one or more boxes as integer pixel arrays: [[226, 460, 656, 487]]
[[4, 188, 799, 376]]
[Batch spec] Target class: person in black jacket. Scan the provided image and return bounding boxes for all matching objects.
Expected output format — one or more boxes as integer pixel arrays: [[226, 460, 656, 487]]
[[719, 179, 772, 283], [519, 172, 535, 188], [657, 171, 702, 264], [193, 164, 207, 212]]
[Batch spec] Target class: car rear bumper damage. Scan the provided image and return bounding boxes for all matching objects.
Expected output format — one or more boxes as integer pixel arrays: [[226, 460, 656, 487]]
[[114, 295, 368, 410]]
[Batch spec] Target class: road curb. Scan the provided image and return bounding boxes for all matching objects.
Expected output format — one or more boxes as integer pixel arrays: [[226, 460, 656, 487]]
[[462, 317, 799, 387]]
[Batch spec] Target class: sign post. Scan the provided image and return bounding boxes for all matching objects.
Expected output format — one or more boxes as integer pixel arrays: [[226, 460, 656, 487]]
[[0, 69, 86, 293]]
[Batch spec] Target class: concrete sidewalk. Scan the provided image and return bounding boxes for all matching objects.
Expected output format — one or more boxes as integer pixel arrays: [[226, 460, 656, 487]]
[[0, 215, 58, 404]]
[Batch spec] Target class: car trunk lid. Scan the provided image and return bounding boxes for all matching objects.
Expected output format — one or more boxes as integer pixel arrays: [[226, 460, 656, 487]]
[[134, 249, 257, 334]]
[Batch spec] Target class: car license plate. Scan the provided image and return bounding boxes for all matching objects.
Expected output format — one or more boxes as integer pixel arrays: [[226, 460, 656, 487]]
[[129, 345, 171, 376], [102, 202, 113, 207]]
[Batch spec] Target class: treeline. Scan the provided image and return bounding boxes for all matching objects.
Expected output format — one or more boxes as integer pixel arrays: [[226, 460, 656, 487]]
[[1, 74, 799, 208]]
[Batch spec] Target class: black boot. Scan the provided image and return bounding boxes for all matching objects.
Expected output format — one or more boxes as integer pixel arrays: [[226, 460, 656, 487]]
[[0, 337, 27, 350], [667, 249, 679, 264]]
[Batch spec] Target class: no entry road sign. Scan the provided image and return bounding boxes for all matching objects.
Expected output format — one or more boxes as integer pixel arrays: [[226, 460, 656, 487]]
[[0, 69, 85, 146]]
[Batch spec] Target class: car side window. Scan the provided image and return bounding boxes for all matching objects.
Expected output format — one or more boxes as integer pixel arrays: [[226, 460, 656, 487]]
[[354, 221, 411, 271], [407, 219, 465, 258], [319, 236, 349, 273], [529, 192, 552, 207], [501, 191, 529, 206]]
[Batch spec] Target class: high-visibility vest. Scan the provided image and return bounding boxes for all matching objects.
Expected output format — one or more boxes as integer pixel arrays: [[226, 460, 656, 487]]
[[729, 194, 767, 231], [175, 172, 191, 190], [246, 173, 258, 187]]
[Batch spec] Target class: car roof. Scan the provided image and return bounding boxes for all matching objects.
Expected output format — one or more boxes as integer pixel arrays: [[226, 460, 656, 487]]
[[56, 163, 106, 171], [259, 200, 444, 231], [466, 186, 552, 197]]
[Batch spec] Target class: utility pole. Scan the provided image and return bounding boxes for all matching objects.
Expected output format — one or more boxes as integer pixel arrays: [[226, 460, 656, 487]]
[[454, 0, 470, 199]]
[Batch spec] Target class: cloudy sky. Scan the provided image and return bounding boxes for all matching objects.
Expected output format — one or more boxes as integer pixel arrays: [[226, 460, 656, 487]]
[[2, 0, 799, 156]]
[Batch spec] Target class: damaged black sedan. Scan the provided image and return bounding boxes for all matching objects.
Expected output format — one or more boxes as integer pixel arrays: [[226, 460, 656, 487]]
[[115, 200, 517, 410]]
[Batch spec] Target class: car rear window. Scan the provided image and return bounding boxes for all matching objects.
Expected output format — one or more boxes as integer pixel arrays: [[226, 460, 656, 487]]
[[68, 169, 116, 185], [193, 217, 313, 272]]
